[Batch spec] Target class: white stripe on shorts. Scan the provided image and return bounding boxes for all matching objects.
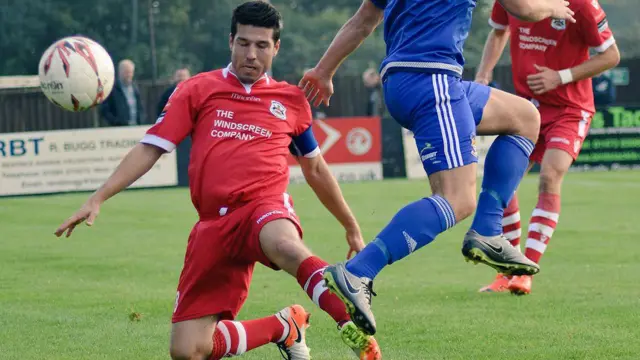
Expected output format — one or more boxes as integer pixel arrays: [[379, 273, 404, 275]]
[[432, 75, 453, 169], [442, 74, 464, 166]]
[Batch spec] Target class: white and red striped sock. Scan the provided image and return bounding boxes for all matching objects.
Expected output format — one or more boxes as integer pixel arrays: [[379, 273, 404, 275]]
[[210, 317, 285, 360], [525, 192, 561, 264], [502, 194, 522, 251], [296, 256, 350, 324]]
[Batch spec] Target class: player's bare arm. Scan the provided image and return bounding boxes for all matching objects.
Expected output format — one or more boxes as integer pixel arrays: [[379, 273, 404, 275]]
[[527, 43, 620, 95], [475, 28, 511, 85], [54, 143, 165, 237], [499, 0, 575, 23], [298, 0, 383, 107], [296, 154, 365, 258]]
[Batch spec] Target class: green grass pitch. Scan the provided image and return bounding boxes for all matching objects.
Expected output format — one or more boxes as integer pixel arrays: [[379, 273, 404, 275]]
[[1, 172, 640, 359]]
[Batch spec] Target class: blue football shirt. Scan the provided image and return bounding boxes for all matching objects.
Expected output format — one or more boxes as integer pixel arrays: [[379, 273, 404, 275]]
[[370, 0, 477, 78]]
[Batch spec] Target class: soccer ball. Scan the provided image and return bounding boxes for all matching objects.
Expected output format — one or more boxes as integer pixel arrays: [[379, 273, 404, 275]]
[[38, 36, 115, 112]]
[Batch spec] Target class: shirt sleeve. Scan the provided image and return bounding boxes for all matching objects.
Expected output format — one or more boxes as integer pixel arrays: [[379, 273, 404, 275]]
[[577, 0, 615, 53], [368, 0, 387, 10], [489, 1, 509, 30], [140, 82, 196, 152], [290, 93, 320, 158]]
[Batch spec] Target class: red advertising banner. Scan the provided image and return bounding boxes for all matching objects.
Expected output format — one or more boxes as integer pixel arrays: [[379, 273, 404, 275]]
[[288, 116, 382, 165], [288, 116, 383, 183]]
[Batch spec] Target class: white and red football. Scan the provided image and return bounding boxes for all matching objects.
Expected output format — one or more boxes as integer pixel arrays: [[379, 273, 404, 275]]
[[38, 36, 115, 112]]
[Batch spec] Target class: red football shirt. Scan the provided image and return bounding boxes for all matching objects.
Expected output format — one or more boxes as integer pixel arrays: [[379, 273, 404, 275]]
[[141, 65, 318, 217], [490, 0, 615, 113]]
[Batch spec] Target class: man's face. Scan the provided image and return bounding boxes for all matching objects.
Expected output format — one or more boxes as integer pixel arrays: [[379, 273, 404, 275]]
[[119, 63, 135, 85], [174, 69, 191, 83], [230, 24, 279, 83]]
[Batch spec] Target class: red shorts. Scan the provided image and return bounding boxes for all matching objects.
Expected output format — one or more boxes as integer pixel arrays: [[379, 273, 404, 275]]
[[530, 105, 593, 164], [171, 193, 303, 323]]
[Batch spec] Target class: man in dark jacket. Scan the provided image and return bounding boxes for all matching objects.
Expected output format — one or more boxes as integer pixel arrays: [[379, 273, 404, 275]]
[[156, 68, 191, 117], [100, 59, 145, 126]]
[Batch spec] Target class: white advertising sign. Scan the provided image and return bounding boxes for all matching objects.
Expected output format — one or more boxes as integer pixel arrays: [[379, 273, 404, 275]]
[[0, 126, 178, 196]]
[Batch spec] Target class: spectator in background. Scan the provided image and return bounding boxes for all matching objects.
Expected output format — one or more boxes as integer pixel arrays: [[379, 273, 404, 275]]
[[100, 59, 145, 126], [593, 69, 616, 107], [157, 67, 191, 117], [362, 66, 383, 117]]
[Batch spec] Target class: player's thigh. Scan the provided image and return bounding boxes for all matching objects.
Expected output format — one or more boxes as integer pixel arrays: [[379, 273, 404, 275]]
[[385, 72, 478, 175], [248, 194, 311, 276], [172, 221, 254, 325], [473, 85, 540, 139], [170, 315, 218, 359], [259, 219, 312, 276], [538, 110, 591, 183], [385, 72, 478, 218]]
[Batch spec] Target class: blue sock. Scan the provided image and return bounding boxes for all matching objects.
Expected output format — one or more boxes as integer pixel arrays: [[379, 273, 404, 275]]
[[346, 195, 456, 279], [471, 135, 534, 236]]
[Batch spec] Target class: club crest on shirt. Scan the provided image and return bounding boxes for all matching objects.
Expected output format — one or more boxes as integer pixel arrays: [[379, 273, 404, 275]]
[[551, 19, 566, 31], [270, 100, 287, 120]]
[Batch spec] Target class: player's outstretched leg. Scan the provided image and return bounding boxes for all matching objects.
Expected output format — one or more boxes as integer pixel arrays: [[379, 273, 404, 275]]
[[464, 86, 541, 276], [260, 219, 381, 359], [170, 306, 310, 360], [210, 305, 311, 360], [325, 72, 484, 335]]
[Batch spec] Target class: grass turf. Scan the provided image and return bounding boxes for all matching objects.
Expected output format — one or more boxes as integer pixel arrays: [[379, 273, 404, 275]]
[[1, 171, 639, 359]]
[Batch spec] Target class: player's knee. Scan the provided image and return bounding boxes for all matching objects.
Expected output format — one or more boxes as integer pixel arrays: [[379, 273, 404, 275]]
[[538, 167, 564, 193], [515, 100, 541, 143], [169, 342, 207, 360], [442, 192, 476, 223], [260, 219, 311, 275]]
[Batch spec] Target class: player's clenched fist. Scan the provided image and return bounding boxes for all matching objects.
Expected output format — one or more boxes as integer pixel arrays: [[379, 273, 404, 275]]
[[54, 199, 101, 238], [298, 67, 334, 107]]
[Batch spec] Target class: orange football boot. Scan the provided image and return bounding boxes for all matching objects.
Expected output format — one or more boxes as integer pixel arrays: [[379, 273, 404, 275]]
[[509, 275, 533, 295], [478, 273, 512, 293], [276, 305, 311, 360]]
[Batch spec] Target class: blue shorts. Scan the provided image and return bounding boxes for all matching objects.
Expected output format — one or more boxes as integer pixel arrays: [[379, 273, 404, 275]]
[[383, 72, 491, 175]]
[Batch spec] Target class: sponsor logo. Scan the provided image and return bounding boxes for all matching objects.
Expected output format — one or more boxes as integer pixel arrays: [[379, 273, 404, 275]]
[[232, 93, 261, 102], [211, 119, 273, 141], [256, 210, 284, 224], [346, 127, 372, 155], [403, 231, 417, 253], [471, 135, 478, 158], [550, 137, 570, 145], [40, 81, 64, 92], [173, 291, 180, 313]]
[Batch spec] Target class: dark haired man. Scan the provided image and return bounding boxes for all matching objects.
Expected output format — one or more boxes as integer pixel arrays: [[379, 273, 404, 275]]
[[55, 2, 381, 360]]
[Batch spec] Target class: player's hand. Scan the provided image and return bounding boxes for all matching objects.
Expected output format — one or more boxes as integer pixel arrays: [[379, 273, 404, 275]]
[[345, 224, 365, 260], [54, 199, 101, 238], [474, 74, 491, 86], [527, 64, 563, 95], [549, 0, 576, 23], [298, 67, 334, 107]]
